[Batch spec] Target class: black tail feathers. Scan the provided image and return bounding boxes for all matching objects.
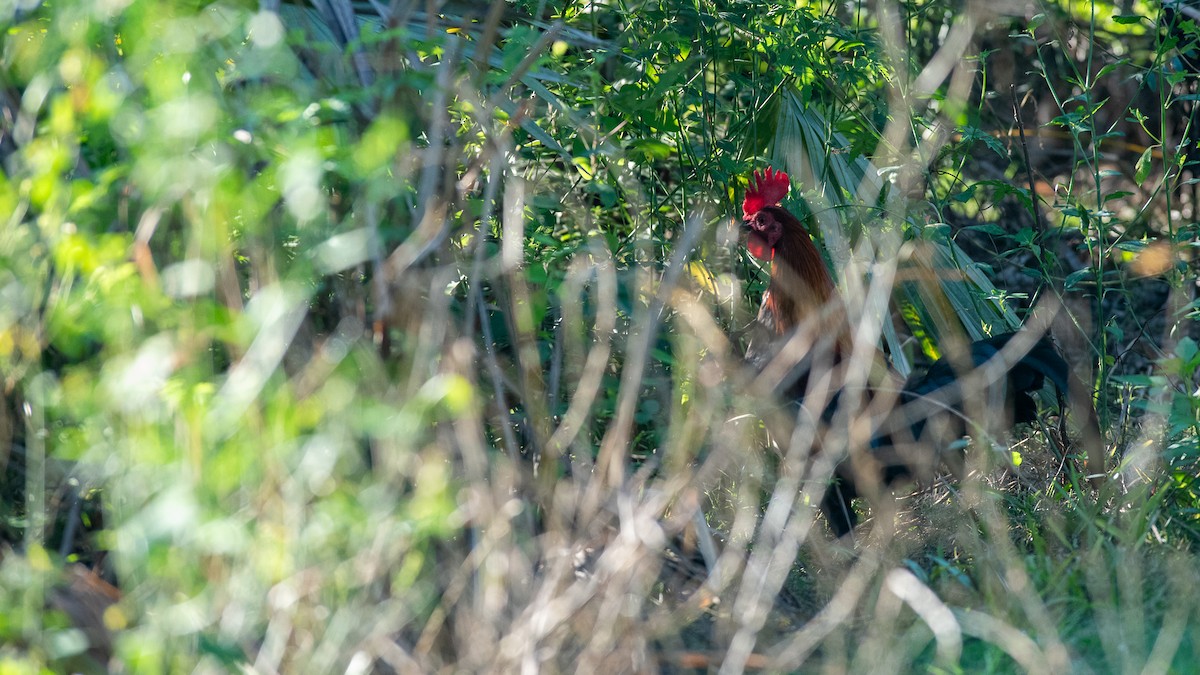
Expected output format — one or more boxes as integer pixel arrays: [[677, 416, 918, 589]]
[[821, 331, 1069, 537]]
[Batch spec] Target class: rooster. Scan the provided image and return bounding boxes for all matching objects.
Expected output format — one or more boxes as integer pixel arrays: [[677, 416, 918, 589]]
[[740, 167, 1087, 536]]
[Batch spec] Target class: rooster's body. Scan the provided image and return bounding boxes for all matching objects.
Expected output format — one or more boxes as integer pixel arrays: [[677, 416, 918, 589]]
[[821, 331, 1071, 535], [740, 168, 1078, 536]]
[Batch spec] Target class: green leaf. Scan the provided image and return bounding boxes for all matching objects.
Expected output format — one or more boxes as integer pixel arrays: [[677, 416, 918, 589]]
[[964, 223, 1007, 236], [958, 125, 1007, 157], [1177, 337, 1199, 367], [1064, 268, 1092, 291], [629, 139, 674, 161], [923, 223, 952, 241], [1096, 58, 1130, 79], [1111, 374, 1160, 387], [950, 184, 977, 202], [1134, 146, 1154, 186]]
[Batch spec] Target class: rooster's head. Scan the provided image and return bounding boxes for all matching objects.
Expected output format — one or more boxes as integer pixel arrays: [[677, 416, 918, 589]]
[[741, 167, 790, 261]]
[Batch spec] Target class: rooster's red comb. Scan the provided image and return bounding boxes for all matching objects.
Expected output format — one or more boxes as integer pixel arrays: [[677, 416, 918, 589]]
[[742, 167, 790, 218]]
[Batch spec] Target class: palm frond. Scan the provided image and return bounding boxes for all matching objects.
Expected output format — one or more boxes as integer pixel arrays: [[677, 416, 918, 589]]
[[767, 85, 1020, 373]]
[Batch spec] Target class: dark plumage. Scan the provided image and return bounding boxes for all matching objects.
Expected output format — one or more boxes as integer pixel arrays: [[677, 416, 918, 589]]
[[739, 167, 1081, 537], [820, 332, 1070, 536]]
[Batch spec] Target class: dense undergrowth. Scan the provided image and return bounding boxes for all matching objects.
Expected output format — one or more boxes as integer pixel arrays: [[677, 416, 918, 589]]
[[1, 0, 1198, 671]]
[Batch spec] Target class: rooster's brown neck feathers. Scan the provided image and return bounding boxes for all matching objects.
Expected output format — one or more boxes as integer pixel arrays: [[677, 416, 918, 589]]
[[754, 206, 850, 352]]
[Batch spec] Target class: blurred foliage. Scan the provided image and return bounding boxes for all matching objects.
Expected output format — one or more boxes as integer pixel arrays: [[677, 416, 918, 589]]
[[0, 0, 1198, 671]]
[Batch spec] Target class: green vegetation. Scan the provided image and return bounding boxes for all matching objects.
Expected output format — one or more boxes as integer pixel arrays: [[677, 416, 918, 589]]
[[1, 0, 1197, 671]]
